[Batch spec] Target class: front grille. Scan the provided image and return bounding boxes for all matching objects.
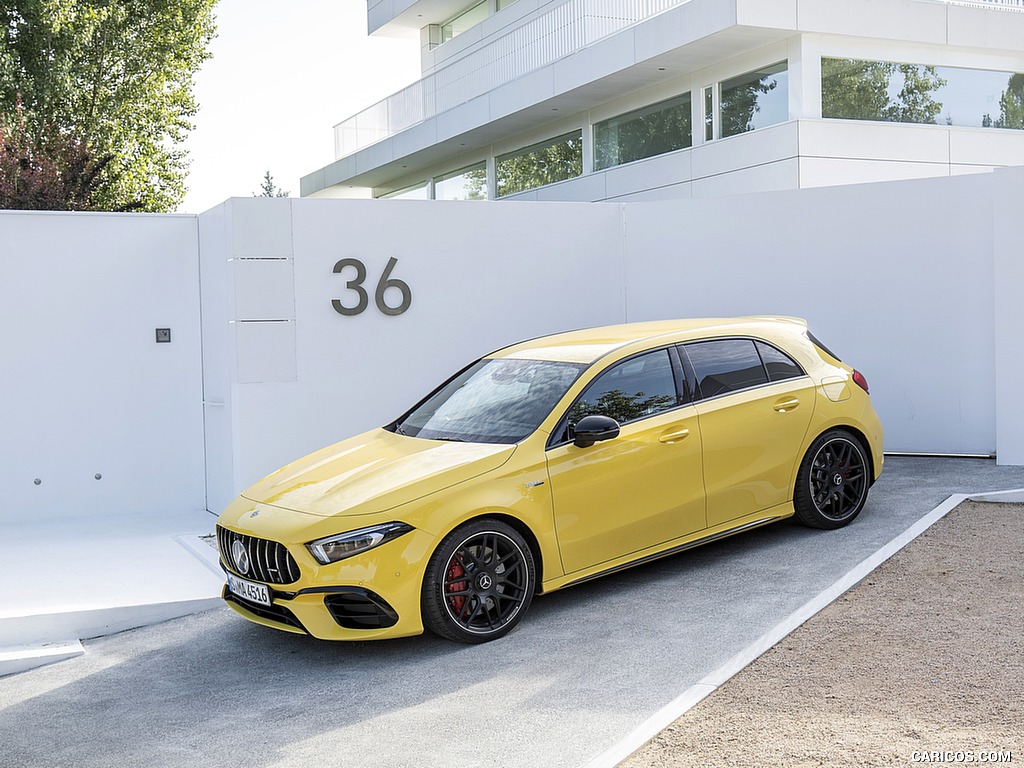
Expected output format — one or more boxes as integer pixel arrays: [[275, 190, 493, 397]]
[[324, 589, 399, 630], [217, 525, 301, 585], [223, 587, 307, 632]]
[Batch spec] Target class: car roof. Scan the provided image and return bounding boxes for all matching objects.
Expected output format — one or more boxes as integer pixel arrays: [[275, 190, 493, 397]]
[[492, 317, 808, 364]]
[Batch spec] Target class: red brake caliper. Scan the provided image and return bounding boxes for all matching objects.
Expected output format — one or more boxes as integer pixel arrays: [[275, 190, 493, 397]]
[[446, 558, 466, 614]]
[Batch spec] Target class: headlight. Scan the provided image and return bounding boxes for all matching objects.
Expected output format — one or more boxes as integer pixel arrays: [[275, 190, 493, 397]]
[[306, 522, 414, 565]]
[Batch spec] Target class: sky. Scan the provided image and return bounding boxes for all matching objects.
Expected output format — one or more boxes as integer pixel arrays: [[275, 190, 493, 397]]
[[179, 0, 420, 213]]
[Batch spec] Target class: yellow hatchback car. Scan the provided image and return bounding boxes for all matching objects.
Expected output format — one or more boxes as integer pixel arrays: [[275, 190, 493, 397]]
[[217, 317, 883, 643]]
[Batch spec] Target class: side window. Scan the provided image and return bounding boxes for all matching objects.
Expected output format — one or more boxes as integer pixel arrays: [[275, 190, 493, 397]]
[[684, 339, 768, 398], [755, 341, 804, 381], [568, 349, 679, 426]]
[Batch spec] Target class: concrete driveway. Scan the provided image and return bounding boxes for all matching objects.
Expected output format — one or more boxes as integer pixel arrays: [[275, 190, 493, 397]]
[[2, 457, 1023, 768]]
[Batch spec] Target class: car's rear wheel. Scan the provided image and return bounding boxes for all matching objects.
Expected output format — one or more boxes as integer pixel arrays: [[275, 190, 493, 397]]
[[422, 519, 535, 643], [793, 429, 870, 529]]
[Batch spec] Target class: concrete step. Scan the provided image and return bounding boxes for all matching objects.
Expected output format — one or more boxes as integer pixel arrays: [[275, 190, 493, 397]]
[[0, 510, 226, 678], [0, 641, 84, 678]]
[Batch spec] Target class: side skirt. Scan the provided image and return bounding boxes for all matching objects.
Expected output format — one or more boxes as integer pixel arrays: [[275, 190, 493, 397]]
[[552, 515, 785, 592]]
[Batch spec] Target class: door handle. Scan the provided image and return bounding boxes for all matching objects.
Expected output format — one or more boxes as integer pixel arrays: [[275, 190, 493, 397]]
[[773, 397, 800, 413], [658, 427, 690, 443]]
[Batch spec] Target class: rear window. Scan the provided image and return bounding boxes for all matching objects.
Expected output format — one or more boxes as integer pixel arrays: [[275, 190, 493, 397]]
[[755, 341, 804, 382]]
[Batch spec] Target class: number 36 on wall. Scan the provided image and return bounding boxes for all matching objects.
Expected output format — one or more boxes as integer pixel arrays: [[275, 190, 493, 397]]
[[331, 257, 412, 317]]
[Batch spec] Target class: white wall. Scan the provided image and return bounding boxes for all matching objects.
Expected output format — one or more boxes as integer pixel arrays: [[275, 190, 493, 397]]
[[624, 171, 1000, 455], [993, 165, 1024, 465], [204, 169, 1022, 512], [5, 167, 1022, 524], [199, 197, 627, 513], [0, 211, 205, 524]]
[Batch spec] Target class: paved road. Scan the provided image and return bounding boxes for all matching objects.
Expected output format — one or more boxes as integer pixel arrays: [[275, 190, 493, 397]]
[[2, 458, 1023, 768]]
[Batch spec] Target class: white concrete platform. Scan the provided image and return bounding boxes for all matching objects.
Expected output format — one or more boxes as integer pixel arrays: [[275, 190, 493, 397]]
[[0, 510, 224, 678]]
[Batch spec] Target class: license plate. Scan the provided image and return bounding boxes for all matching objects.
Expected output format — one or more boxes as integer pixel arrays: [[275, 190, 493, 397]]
[[227, 572, 271, 607]]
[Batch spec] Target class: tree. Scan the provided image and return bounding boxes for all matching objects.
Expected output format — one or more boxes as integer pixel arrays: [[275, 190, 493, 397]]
[[255, 171, 289, 198], [569, 389, 676, 425], [720, 72, 778, 137], [996, 73, 1024, 130], [495, 133, 582, 198], [0, 0, 217, 212], [821, 58, 946, 125], [594, 97, 691, 170], [822, 59, 895, 121], [1, 96, 113, 210], [462, 167, 486, 200], [886, 65, 945, 124]]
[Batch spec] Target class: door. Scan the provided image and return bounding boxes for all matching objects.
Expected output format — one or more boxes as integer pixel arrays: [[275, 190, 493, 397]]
[[545, 348, 706, 574], [682, 338, 815, 527]]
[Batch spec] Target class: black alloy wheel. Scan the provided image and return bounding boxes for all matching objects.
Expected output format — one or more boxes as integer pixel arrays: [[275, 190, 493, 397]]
[[422, 519, 536, 643], [793, 429, 870, 529]]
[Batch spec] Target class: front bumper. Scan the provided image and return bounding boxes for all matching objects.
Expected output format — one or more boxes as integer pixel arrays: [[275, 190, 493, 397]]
[[221, 576, 419, 640], [216, 512, 434, 641]]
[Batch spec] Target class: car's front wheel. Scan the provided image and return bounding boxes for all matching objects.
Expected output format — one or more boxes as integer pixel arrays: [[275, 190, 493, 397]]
[[793, 429, 870, 529], [422, 519, 536, 643]]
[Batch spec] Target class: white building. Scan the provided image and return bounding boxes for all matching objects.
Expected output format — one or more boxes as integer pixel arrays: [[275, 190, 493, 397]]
[[301, 0, 1024, 202]]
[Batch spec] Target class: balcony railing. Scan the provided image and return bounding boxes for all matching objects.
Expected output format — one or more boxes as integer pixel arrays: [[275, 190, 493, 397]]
[[937, 0, 1024, 8], [335, 0, 691, 159], [334, 0, 1024, 161]]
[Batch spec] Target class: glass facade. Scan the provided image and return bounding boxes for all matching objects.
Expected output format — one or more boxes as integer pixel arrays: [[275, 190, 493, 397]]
[[720, 62, 789, 138], [495, 131, 583, 197], [704, 87, 714, 142], [441, 1, 488, 43], [381, 182, 429, 200], [593, 93, 692, 171], [434, 164, 487, 200], [823, 58, 1024, 130]]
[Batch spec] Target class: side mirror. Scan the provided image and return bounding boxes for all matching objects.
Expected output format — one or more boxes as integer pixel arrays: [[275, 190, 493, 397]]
[[573, 414, 620, 448]]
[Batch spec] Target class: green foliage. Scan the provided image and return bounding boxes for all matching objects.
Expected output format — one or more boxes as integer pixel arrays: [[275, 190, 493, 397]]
[[496, 132, 582, 197], [0, 0, 217, 212], [570, 389, 676, 426], [594, 96, 691, 170], [821, 58, 946, 125], [721, 72, 778, 137], [887, 65, 946, 124], [996, 73, 1024, 129], [255, 170, 289, 197], [462, 166, 486, 200], [1, 97, 112, 210], [822, 59, 894, 121]]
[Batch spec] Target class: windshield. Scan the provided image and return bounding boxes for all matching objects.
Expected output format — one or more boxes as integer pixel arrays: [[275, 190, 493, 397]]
[[389, 358, 586, 444]]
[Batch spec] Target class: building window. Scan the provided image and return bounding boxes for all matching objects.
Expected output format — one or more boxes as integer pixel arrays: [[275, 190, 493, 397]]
[[495, 0, 518, 9], [703, 86, 714, 142], [822, 58, 1024, 129], [381, 182, 430, 200], [593, 93, 692, 171], [441, 1, 488, 43], [435, 163, 488, 200], [495, 131, 583, 197], [720, 61, 788, 138]]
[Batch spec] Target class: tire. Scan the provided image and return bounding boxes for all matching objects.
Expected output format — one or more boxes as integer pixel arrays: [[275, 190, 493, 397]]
[[793, 429, 870, 530], [422, 519, 536, 643]]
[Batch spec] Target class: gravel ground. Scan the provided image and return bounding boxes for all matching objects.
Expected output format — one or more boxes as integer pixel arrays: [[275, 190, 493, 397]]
[[622, 501, 1024, 768]]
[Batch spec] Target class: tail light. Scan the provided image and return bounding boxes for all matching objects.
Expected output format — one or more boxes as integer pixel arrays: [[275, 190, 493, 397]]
[[852, 369, 869, 394]]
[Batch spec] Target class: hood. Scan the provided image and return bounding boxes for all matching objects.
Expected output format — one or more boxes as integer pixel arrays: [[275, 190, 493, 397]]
[[241, 428, 515, 518]]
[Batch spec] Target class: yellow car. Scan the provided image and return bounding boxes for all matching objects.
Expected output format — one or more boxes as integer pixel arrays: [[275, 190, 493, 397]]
[[216, 317, 883, 643]]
